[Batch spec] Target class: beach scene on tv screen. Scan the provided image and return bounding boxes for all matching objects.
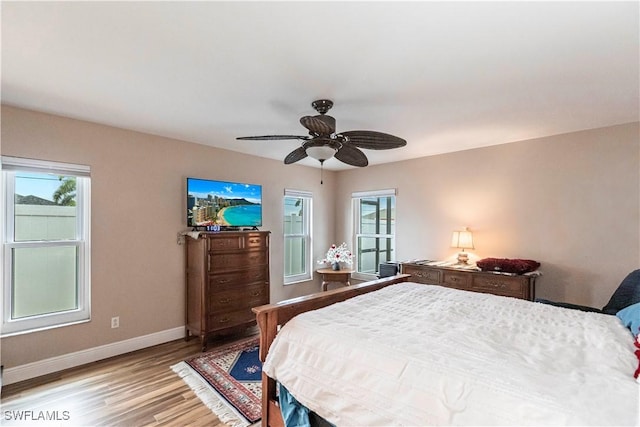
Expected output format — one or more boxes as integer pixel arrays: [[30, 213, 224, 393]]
[[187, 179, 262, 227]]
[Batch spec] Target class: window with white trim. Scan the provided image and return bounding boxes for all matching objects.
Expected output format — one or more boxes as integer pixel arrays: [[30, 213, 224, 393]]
[[284, 189, 312, 284], [353, 189, 396, 277], [2, 156, 91, 336]]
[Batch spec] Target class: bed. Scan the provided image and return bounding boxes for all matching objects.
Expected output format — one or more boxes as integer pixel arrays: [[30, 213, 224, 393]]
[[252, 274, 639, 426]]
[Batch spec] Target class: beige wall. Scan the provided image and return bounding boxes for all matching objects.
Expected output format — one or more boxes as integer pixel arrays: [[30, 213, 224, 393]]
[[336, 122, 640, 307], [1, 105, 337, 368], [2, 105, 639, 372]]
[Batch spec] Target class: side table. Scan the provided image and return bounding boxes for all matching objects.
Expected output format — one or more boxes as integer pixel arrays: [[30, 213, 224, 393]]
[[317, 268, 355, 291]]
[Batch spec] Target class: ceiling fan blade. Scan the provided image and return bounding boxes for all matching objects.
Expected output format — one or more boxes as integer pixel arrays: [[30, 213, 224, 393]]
[[284, 146, 308, 164], [300, 115, 336, 135], [340, 130, 407, 150], [236, 135, 308, 141], [335, 144, 368, 167]]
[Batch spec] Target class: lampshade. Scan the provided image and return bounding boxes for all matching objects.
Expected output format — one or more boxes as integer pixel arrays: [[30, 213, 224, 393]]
[[305, 145, 337, 161], [451, 227, 474, 249]]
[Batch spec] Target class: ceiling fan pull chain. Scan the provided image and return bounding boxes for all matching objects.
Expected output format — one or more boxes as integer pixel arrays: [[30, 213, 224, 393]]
[[320, 160, 324, 184]]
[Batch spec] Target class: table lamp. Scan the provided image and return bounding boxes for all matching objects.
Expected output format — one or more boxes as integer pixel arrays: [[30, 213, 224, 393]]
[[451, 227, 474, 264]]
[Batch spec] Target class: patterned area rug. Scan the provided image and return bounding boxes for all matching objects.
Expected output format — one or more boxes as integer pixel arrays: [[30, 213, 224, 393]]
[[171, 337, 262, 427]]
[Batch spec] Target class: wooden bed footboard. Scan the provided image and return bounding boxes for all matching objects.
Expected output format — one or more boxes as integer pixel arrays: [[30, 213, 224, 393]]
[[252, 274, 411, 427]]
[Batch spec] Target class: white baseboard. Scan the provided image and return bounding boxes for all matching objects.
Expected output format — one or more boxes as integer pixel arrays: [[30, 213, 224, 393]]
[[3, 326, 185, 385]]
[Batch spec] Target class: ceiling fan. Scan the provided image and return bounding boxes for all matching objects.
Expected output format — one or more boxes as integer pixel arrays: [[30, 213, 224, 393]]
[[237, 99, 407, 170]]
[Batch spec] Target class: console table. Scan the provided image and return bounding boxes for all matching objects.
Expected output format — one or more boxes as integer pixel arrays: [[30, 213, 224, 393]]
[[317, 268, 355, 291], [400, 262, 537, 301]]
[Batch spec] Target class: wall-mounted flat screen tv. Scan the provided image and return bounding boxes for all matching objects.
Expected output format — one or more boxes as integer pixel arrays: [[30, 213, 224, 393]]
[[187, 177, 262, 228]]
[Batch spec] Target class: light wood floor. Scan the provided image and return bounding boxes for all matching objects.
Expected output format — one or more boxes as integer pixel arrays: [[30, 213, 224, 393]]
[[1, 329, 258, 426]]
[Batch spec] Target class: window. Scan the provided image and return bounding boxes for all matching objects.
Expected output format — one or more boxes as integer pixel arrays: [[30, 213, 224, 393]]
[[353, 189, 396, 277], [284, 189, 312, 284], [2, 156, 91, 336]]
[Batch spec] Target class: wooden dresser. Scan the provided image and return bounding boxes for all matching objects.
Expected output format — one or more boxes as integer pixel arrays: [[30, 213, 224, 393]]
[[185, 231, 270, 350], [400, 262, 537, 301]]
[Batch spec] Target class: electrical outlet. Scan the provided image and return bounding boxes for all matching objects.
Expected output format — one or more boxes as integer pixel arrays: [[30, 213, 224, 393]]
[[111, 316, 120, 329]]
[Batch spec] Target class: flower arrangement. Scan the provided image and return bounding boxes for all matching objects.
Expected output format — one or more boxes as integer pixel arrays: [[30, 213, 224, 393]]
[[319, 242, 353, 266]]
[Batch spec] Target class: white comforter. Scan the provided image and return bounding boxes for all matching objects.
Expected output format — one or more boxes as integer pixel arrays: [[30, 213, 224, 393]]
[[263, 282, 639, 426]]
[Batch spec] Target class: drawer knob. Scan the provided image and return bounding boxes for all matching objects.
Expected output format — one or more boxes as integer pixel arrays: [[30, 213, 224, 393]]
[[219, 317, 230, 324], [250, 291, 261, 297], [218, 298, 230, 304]]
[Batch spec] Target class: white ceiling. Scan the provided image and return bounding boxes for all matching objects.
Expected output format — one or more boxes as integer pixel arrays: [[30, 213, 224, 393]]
[[2, 1, 638, 170]]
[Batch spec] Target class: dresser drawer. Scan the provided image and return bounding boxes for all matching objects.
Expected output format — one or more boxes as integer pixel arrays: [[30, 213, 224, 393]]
[[208, 250, 268, 271], [209, 283, 268, 312], [471, 274, 527, 298], [206, 233, 267, 252], [245, 233, 267, 249], [442, 271, 471, 288], [207, 235, 244, 251], [208, 309, 256, 332], [402, 265, 441, 284], [209, 268, 267, 288]]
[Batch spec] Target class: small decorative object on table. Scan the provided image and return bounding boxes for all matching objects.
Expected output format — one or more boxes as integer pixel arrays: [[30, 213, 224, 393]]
[[319, 242, 353, 271]]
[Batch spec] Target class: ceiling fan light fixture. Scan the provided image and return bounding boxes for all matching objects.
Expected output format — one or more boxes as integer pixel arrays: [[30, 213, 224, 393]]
[[305, 145, 337, 161]]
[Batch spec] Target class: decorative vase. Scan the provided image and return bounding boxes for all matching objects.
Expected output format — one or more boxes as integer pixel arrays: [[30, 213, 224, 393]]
[[331, 261, 341, 271]]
